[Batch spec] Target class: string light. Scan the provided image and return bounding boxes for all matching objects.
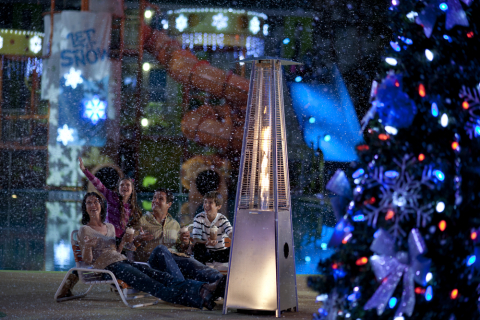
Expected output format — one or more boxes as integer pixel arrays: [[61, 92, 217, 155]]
[[379, 133, 389, 140], [332, 263, 338, 269], [431, 102, 439, 117], [441, 113, 449, 127], [436, 202, 445, 213], [418, 154, 425, 161], [467, 31, 474, 38], [425, 49, 434, 61], [467, 255, 476, 266], [356, 257, 368, 266], [462, 101, 469, 109], [419, 84, 426, 97], [352, 168, 365, 179], [342, 233, 352, 244], [439, 3, 448, 11], [415, 287, 426, 294], [386, 209, 395, 220], [425, 286, 433, 301], [389, 297, 397, 308], [439, 220, 447, 231], [471, 231, 477, 240], [451, 141, 459, 150], [385, 57, 398, 66], [426, 272, 433, 282], [450, 289, 458, 299]]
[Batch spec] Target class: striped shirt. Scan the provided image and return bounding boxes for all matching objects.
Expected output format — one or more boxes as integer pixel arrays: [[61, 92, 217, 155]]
[[192, 212, 232, 251]]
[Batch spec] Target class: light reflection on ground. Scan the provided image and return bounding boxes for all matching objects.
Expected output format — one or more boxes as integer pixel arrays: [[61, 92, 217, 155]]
[[0, 191, 335, 273]]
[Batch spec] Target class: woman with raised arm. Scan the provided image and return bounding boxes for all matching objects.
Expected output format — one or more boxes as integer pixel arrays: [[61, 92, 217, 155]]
[[79, 157, 142, 241], [76, 192, 219, 310]]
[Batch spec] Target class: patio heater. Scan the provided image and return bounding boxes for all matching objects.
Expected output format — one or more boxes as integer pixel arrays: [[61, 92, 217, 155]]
[[223, 57, 300, 317]]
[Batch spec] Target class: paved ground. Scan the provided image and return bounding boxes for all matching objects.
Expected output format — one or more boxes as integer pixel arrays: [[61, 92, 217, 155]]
[[0, 271, 319, 320]]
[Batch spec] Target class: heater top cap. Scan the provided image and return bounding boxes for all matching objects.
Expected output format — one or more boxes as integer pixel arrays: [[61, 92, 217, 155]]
[[234, 56, 302, 65]]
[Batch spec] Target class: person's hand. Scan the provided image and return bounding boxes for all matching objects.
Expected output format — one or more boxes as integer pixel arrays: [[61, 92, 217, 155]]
[[206, 239, 218, 246], [79, 157, 85, 172], [135, 229, 154, 243], [122, 231, 134, 243], [84, 236, 98, 248]]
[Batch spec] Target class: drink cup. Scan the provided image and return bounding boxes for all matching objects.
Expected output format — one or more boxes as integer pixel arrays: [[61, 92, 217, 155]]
[[125, 227, 135, 243], [210, 226, 218, 241]]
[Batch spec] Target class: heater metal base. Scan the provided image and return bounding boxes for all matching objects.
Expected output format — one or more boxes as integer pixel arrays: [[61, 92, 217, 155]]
[[223, 209, 298, 316]]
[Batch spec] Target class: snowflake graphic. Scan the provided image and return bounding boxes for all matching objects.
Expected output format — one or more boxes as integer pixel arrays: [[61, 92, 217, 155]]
[[0, 35, 3, 49], [57, 124, 74, 146], [83, 96, 107, 124], [64, 67, 83, 89], [459, 85, 480, 139], [362, 155, 435, 240], [29, 35, 42, 54], [176, 14, 188, 32], [249, 17, 260, 34], [212, 13, 228, 30]]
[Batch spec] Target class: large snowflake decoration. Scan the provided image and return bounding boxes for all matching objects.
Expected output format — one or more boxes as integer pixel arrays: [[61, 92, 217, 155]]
[[361, 155, 435, 240], [57, 124, 74, 146], [83, 96, 107, 124], [64, 67, 83, 89], [176, 14, 188, 32], [249, 17, 260, 35], [459, 85, 480, 139], [212, 13, 228, 30], [29, 35, 42, 54]]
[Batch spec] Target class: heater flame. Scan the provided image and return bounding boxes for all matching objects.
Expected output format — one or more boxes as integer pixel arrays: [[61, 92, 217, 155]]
[[260, 125, 271, 210]]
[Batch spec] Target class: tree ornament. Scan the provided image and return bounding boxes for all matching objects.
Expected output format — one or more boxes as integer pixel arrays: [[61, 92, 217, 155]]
[[416, 0, 471, 38]]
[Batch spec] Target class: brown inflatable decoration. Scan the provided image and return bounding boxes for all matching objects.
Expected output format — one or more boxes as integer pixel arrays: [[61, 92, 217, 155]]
[[142, 25, 250, 109], [180, 155, 230, 215]]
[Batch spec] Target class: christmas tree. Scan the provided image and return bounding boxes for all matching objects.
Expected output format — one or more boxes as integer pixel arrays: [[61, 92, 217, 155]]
[[308, 0, 480, 319]]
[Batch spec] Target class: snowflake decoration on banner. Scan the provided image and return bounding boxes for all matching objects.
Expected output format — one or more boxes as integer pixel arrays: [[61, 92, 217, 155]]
[[249, 17, 261, 34], [212, 13, 228, 30], [64, 67, 83, 89], [83, 96, 107, 124], [57, 124, 74, 146], [29, 35, 42, 54], [362, 155, 435, 240], [176, 14, 188, 32], [459, 85, 480, 139]]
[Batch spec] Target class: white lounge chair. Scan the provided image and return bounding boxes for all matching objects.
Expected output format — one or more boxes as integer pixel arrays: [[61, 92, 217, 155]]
[[54, 230, 160, 308]]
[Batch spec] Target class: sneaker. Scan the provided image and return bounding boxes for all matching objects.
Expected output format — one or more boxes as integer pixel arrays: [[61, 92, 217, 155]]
[[57, 273, 79, 299]]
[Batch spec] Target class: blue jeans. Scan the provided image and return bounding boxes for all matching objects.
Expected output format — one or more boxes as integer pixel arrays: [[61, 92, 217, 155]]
[[105, 260, 205, 309], [148, 245, 223, 284]]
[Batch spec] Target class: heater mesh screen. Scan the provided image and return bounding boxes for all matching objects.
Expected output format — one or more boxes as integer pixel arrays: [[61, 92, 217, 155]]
[[238, 61, 290, 210]]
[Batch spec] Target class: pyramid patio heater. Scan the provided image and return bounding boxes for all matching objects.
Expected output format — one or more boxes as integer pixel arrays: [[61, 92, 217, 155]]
[[223, 57, 300, 317]]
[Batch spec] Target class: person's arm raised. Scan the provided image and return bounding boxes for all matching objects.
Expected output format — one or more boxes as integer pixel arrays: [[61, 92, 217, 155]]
[[79, 157, 115, 201]]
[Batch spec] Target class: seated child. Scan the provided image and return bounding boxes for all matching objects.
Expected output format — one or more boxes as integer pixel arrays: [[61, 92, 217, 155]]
[[192, 191, 232, 265]]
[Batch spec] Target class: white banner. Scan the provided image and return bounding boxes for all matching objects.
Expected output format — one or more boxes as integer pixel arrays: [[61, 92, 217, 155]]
[[41, 11, 112, 102]]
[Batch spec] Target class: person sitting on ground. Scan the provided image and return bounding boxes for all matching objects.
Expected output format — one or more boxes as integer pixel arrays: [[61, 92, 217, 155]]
[[72, 192, 219, 310], [132, 189, 226, 299], [79, 157, 142, 242], [192, 191, 232, 265]]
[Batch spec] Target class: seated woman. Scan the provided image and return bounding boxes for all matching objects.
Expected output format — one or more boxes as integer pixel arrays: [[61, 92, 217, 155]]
[[78, 192, 219, 310]]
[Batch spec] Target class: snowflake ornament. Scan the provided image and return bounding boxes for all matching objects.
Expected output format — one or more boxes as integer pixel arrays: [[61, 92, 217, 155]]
[[29, 35, 42, 54], [57, 124, 74, 146], [64, 67, 83, 89], [362, 155, 435, 240], [176, 14, 188, 32], [249, 17, 261, 34], [83, 96, 107, 124], [212, 13, 228, 30], [459, 85, 480, 139]]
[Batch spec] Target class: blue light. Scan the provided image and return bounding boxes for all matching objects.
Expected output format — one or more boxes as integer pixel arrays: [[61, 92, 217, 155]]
[[353, 214, 365, 222], [425, 286, 433, 301], [389, 297, 397, 308], [352, 168, 365, 179], [347, 293, 356, 301], [404, 38, 413, 45], [374, 230, 381, 238], [431, 102, 439, 117], [321, 243, 327, 250], [433, 170, 445, 181], [385, 170, 399, 178], [390, 41, 401, 52], [305, 256, 311, 262], [439, 2, 448, 11], [443, 35, 452, 42], [467, 255, 476, 266], [295, 76, 302, 82], [309, 117, 316, 124], [324, 135, 331, 142], [475, 126, 480, 136], [283, 38, 290, 44]]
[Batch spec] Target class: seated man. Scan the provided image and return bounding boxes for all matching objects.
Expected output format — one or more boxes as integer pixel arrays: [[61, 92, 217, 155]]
[[192, 191, 232, 265], [133, 189, 225, 298]]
